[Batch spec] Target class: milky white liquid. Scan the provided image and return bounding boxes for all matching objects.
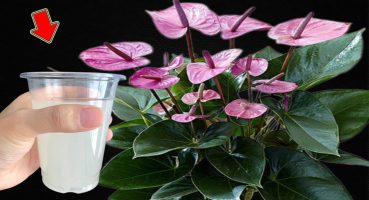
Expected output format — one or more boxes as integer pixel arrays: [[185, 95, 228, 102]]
[[32, 100, 113, 193]]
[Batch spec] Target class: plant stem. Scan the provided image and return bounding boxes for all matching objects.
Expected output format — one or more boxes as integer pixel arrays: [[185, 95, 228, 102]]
[[244, 187, 255, 200], [229, 38, 236, 49], [151, 89, 171, 118], [185, 30, 195, 62], [279, 46, 295, 74], [213, 76, 225, 104], [247, 73, 253, 102], [165, 88, 182, 113]]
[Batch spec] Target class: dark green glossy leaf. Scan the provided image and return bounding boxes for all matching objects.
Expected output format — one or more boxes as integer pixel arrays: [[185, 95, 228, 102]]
[[262, 91, 339, 155], [286, 30, 364, 90], [192, 161, 246, 200], [314, 89, 369, 141], [133, 121, 235, 157], [171, 69, 193, 98], [254, 46, 282, 61], [100, 149, 197, 190], [316, 150, 369, 167], [113, 86, 168, 121], [260, 30, 364, 88], [151, 177, 197, 200], [210, 70, 239, 103], [259, 147, 352, 200], [108, 189, 155, 200], [262, 130, 297, 148], [206, 138, 265, 186], [108, 119, 147, 149]]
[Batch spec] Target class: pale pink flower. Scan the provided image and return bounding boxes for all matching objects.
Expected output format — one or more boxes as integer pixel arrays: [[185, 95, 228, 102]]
[[254, 79, 298, 94], [146, 1, 220, 39], [225, 99, 267, 119], [231, 56, 268, 76], [268, 12, 350, 46], [171, 105, 206, 123], [79, 42, 153, 71], [153, 100, 174, 115], [181, 89, 220, 105], [129, 67, 179, 89], [187, 49, 242, 84], [161, 54, 184, 71], [220, 7, 272, 39]]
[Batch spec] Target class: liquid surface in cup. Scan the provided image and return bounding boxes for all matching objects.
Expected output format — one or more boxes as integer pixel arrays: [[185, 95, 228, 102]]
[[33, 100, 113, 193]]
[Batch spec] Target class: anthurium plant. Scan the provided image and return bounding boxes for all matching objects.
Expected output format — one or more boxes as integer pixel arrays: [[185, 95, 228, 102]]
[[79, 1, 368, 199]]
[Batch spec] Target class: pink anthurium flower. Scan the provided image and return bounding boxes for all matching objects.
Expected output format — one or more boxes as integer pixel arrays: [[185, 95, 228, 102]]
[[171, 105, 206, 123], [79, 42, 153, 71], [153, 100, 174, 115], [253, 73, 298, 94], [231, 56, 268, 76], [146, 1, 220, 39], [181, 89, 221, 105], [129, 67, 180, 89], [220, 7, 272, 39], [225, 99, 267, 119], [187, 49, 242, 84], [268, 12, 350, 46], [160, 54, 184, 71]]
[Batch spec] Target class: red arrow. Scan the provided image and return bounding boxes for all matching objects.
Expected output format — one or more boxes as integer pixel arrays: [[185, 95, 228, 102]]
[[30, 8, 60, 44]]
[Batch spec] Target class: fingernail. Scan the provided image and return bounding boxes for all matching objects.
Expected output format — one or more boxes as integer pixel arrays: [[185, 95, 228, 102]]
[[80, 107, 103, 128]]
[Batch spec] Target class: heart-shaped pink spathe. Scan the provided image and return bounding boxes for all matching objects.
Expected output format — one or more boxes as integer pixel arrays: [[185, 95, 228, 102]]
[[153, 100, 174, 115], [146, 3, 220, 39], [231, 57, 268, 76], [254, 79, 298, 94], [79, 42, 153, 71], [225, 99, 267, 119], [129, 67, 180, 90], [171, 105, 206, 123], [160, 55, 184, 71], [181, 89, 221, 105], [268, 18, 350, 46], [187, 49, 243, 84], [220, 15, 272, 39]]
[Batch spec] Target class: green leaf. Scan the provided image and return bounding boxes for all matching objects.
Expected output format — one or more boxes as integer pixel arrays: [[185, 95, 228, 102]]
[[100, 149, 197, 190], [210, 70, 239, 103], [206, 138, 265, 186], [133, 121, 235, 157], [286, 30, 364, 90], [113, 86, 168, 121], [314, 89, 369, 141], [260, 30, 364, 88], [192, 161, 246, 200], [262, 91, 339, 155], [262, 130, 297, 148], [108, 189, 156, 200], [151, 177, 197, 200], [108, 119, 147, 149], [316, 150, 369, 167], [259, 147, 352, 200], [254, 46, 282, 61], [171, 69, 193, 98]]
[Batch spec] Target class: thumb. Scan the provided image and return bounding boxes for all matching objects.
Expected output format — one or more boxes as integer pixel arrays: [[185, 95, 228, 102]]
[[19, 105, 104, 135]]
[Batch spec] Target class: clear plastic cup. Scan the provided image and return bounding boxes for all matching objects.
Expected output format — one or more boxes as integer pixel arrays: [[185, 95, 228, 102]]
[[20, 72, 125, 193]]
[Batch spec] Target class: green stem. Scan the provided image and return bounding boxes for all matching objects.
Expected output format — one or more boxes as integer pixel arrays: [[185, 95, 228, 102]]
[[165, 88, 182, 113], [247, 73, 253, 102]]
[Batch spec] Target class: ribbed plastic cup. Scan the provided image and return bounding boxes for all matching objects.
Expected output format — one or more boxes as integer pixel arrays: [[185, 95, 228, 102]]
[[20, 72, 125, 193]]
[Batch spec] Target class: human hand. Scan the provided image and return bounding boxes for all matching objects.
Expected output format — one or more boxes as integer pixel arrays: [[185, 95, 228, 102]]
[[0, 92, 113, 190]]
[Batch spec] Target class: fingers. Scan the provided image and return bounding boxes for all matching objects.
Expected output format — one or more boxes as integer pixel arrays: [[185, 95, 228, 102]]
[[106, 129, 113, 141], [3, 105, 104, 137], [0, 93, 32, 117]]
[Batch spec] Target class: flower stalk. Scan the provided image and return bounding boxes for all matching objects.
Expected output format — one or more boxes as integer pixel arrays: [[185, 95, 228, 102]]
[[165, 88, 182, 113], [245, 55, 253, 102]]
